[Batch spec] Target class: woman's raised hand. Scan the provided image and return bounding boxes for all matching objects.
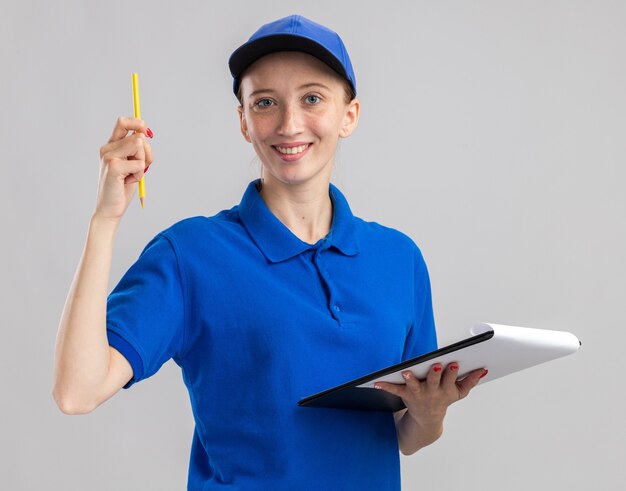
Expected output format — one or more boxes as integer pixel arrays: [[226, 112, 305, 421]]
[[94, 117, 153, 222]]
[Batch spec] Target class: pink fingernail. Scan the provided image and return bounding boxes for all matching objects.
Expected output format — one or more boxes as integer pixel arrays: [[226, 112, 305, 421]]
[[374, 384, 382, 390], [144, 164, 151, 174], [450, 363, 459, 371], [146, 127, 154, 138], [433, 365, 442, 373], [480, 370, 489, 379]]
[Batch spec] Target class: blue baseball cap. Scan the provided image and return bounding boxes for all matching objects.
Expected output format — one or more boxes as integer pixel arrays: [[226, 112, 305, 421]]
[[228, 15, 357, 99]]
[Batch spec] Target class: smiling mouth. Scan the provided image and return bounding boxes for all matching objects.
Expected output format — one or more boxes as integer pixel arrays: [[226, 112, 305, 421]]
[[273, 144, 311, 155]]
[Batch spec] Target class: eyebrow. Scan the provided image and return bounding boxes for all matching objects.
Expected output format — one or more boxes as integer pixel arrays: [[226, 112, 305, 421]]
[[247, 83, 332, 99]]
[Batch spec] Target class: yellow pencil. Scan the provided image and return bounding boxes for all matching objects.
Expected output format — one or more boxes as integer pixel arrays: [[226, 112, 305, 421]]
[[132, 73, 146, 209]]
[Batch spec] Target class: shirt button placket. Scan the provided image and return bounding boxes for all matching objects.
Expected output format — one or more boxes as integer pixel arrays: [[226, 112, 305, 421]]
[[313, 247, 341, 322]]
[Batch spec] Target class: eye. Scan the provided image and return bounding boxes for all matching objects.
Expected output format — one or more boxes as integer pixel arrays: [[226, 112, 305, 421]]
[[255, 98, 274, 108], [304, 95, 321, 105]]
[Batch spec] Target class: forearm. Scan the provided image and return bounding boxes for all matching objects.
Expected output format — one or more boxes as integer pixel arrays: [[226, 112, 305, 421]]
[[395, 409, 444, 456], [52, 216, 119, 412]]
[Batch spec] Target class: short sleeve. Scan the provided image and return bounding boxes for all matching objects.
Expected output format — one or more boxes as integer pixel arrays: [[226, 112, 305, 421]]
[[106, 233, 186, 389], [402, 246, 438, 360]]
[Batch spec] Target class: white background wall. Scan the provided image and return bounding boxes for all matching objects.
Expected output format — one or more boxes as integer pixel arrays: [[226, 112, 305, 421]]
[[1, 1, 624, 489]]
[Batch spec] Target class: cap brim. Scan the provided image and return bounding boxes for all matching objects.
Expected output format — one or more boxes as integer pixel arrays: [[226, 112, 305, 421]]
[[229, 34, 349, 92]]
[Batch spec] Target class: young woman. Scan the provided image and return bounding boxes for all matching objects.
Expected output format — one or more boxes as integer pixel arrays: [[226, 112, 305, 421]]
[[53, 15, 486, 490]]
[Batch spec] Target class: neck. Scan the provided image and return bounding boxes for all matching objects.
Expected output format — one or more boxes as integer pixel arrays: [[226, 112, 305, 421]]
[[259, 178, 333, 245]]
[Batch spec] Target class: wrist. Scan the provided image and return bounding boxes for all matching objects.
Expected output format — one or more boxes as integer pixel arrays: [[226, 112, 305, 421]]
[[88, 214, 121, 241], [405, 406, 446, 428], [397, 409, 445, 455]]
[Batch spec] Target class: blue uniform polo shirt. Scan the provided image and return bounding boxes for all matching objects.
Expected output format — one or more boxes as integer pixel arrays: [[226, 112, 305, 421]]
[[106, 179, 437, 490]]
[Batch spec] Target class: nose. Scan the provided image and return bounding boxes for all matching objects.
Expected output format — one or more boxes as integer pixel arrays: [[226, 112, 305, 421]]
[[277, 102, 302, 136]]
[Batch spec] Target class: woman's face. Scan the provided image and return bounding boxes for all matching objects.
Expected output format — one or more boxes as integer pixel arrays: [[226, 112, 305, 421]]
[[238, 51, 359, 189]]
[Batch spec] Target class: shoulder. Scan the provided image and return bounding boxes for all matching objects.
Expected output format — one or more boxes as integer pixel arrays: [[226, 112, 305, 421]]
[[155, 206, 243, 244], [331, 182, 426, 263], [353, 216, 425, 260], [137, 206, 252, 267]]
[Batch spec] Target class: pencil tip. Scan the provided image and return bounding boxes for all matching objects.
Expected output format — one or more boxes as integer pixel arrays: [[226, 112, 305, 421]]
[[140, 197, 145, 209]]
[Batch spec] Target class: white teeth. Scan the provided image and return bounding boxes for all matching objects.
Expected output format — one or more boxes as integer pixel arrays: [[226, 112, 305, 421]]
[[276, 144, 308, 155]]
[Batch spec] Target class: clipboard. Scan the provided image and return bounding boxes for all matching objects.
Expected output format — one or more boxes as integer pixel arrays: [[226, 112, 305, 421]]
[[298, 323, 581, 412]]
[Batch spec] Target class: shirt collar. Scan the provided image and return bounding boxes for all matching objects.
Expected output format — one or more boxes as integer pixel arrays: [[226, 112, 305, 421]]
[[238, 179, 360, 263]]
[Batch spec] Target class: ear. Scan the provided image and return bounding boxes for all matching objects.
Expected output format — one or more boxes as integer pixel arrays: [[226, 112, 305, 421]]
[[238, 106, 251, 143], [339, 98, 360, 138]]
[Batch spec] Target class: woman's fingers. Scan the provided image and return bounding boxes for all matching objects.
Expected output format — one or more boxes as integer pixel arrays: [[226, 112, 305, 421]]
[[101, 133, 146, 168], [92, 117, 155, 221], [374, 380, 404, 397], [143, 136, 154, 169], [374, 364, 435, 396], [441, 362, 460, 387], [100, 126, 153, 170], [375, 363, 486, 400], [101, 127, 152, 158], [456, 368, 488, 400], [100, 134, 146, 193], [425, 363, 443, 389], [107, 116, 149, 143], [107, 158, 145, 185]]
